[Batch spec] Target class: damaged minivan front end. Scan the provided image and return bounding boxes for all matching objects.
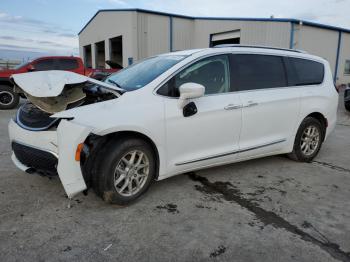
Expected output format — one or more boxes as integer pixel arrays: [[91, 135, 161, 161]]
[[9, 70, 123, 198]]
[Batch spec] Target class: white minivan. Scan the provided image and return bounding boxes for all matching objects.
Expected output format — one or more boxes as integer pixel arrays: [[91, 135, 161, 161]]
[[9, 46, 338, 205]]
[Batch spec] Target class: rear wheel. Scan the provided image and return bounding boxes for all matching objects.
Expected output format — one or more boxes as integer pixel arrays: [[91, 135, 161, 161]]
[[288, 117, 324, 162], [0, 85, 19, 109], [93, 137, 156, 205]]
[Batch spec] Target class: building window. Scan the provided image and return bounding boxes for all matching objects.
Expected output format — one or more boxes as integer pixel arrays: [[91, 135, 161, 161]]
[[345, 60, 350, 75]]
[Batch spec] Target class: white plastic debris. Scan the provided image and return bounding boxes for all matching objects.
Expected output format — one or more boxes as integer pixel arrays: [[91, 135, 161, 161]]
[[103, 244, 112, 251]]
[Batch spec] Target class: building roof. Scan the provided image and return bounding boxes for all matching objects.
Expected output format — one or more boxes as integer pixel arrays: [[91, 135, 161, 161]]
[[78, 8, 350, 35]]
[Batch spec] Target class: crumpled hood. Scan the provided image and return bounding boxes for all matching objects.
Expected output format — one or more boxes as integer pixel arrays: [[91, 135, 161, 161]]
[[11, 70, 122, 114], [11, 70, 122, 97]]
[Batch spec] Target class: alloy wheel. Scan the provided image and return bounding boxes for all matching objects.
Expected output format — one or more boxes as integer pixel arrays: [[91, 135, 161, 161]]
[[0, 91, 14, 106], [300, 125, 320, 156], [113, 150, 150, 197]]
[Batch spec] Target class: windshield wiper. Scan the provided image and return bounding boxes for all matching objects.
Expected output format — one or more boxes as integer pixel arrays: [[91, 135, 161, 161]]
[[107, 79, 123, 89]]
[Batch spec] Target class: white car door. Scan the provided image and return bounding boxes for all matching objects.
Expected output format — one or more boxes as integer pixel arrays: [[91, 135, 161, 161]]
[[156, 54, 242, 175], [231, 54, 301, 158]]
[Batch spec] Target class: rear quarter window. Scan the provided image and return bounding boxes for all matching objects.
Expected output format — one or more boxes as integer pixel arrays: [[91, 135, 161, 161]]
[[288, 57, 324, 86]]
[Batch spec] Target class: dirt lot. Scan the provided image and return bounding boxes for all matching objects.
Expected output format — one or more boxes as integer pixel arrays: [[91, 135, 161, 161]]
[[0, 96, 350, 262]]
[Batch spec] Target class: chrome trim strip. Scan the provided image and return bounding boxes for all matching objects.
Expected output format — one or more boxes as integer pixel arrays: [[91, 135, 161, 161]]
[[12, 139, 59, 159], [175, 139, 286, 166]]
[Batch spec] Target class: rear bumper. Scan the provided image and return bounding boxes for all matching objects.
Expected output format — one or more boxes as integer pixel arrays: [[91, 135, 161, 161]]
[[8, 118, 93, 198]]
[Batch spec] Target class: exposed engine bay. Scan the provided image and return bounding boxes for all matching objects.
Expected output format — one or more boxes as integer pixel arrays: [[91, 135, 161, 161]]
[[11, 70, 122, 130], [16, 85, 119, 130]]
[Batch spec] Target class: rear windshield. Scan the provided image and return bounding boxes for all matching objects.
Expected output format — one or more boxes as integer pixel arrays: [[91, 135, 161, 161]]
[[105, 55, 186, 91]]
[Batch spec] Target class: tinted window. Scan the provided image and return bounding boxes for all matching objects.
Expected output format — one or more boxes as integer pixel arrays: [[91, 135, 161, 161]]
[[157, 55, 231, 97], [288, 57, 324, 85], [57, 59, 78, 70], [231, 54, 287, 91], [105, 55, 185, 91], [34, 59, 54, 70]]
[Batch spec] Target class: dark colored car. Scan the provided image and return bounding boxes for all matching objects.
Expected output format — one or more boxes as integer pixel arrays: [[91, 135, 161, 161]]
[[0, 56, 120, 109], [345, 85, 350, 111]]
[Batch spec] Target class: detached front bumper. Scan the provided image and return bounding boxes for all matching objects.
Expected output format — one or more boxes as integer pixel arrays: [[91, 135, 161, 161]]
[[9, 118, 93, 198]]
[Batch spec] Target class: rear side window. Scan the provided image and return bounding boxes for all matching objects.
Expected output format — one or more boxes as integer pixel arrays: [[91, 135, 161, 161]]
[[57, 59, 79, 70], [34, 59, 54, 71], [288, 57, 324, 86], [231, 54, 287, 91]]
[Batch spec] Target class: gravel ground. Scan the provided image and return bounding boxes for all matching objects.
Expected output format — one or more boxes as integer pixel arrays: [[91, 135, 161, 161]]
[[0, 95, 349, 262]]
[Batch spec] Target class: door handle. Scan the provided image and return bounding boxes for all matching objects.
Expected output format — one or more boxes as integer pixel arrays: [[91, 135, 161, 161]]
[[224, 104, 242, 110], [243, 101, 259, 108]]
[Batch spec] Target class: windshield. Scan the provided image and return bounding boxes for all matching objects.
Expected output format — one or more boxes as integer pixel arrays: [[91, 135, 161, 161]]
[[14, 61, 30, 70], [105, 55, 186, 91]]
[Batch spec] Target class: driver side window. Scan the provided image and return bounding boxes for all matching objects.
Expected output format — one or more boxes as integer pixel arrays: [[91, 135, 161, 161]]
[[157, 55, 231, 97]]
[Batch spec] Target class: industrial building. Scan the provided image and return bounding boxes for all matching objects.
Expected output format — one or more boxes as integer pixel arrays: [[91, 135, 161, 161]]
[[78, 8, 350, 85]]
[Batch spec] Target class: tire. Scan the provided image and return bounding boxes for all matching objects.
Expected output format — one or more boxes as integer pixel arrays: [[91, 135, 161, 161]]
[[0, 85, 19, 109], [288, 117, 324, 162], [345, 101, 350, 112], [93, 137, 156, 205]]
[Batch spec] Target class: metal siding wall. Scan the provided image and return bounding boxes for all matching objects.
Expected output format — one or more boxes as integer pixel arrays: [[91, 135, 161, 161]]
[[79, 45, 84, 59], [137, 13, 170, 59], [296, 25, 338, 75], [79, 11, 137, 68], [193, 20, 290, 48], [337, 32, 350, 84], [172, 17, 194, 51], [79, 11, 350, 84], [137, 13, 148, 59]]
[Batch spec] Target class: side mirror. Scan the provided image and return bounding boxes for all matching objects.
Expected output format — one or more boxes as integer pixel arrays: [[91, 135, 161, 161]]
[[27, 64, 35, 72], [178, 82, 205, 109]]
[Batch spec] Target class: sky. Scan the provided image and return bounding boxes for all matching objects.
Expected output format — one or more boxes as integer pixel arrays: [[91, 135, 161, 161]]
[[1, 0, 350, 60]]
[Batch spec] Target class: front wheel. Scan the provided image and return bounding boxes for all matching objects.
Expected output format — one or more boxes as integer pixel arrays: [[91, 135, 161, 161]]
[[93, 138, 156, 205], [288, 117, 324, 162], [0, 85, 19, 109]]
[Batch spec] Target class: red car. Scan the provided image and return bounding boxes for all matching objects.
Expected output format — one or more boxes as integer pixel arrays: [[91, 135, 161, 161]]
[[0, 56, 120, 109]]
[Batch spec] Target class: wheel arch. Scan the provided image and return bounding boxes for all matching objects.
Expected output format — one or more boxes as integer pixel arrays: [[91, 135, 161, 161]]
[[305, 112, 327, 141], [83, 130, 161, 182]]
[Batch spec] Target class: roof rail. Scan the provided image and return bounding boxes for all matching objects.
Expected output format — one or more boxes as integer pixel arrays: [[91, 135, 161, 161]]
[[213, 44, 307, 54]]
